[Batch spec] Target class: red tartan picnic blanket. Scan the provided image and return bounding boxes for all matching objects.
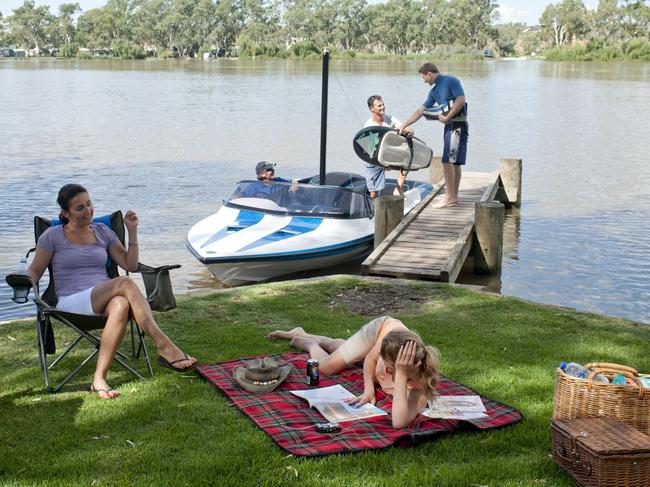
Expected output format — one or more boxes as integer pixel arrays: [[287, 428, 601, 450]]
[[198, 352, 523, 456]]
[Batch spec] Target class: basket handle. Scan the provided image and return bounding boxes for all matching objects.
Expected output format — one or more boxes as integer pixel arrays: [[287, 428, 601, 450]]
[[554, 445, 592, 477], [586, 369, 646, 399], [585, 362, 638, 375]]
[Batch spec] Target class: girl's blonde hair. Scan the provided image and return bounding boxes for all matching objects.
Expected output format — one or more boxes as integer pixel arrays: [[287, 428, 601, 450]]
[[379, 330, 440, 401]]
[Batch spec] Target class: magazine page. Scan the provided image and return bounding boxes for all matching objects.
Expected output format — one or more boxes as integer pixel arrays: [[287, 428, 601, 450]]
[[422, 395, 488, 420], [291, 384, 355, 407], [291, 385, 387, 423], [314, 401, 387, 423]]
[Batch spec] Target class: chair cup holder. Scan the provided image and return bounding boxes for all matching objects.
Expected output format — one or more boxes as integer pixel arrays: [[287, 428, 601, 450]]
[[5, 274, 33, 304]]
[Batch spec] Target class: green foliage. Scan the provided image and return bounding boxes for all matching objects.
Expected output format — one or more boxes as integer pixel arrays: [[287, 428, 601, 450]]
[[76, 48, 92, 58], [59, 41, 78, 57], [545, 37, 650, 61], [622, 37, 650, 60], [0, 278, 648, 485], [0, 0, 647, 60], [110, 38, 146, 59], [289, 40, 321, 58]]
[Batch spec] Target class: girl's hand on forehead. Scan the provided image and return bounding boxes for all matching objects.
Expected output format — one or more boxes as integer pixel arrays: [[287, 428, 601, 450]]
[[395, 341, 419, 375]]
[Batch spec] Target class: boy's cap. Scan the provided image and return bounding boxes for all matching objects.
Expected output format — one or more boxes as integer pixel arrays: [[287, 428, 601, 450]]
[[255, 161, 276, 174]]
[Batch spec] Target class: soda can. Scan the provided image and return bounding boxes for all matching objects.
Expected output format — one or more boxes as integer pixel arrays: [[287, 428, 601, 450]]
[[306, 359, 320, 385]]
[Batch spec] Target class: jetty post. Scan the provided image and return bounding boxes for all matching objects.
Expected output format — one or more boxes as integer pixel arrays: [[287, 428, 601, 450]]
[[374, 195, 404, 249], [430, 155, 444, 186], [473, 201, 504, 275], [497, 158, 522, 207]]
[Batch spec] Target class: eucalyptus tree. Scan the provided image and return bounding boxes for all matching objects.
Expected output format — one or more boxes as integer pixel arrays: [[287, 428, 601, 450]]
[[447, 0, 498, 49], [333, 0, 367, 50], [540, 0, 589, 47], [212, 0, 245, 56], [0, 11, 6, 46], [52, 3, 81, 46], [619, 0, 650, 38], [8, 0, 55, 51], [367, 0, 425, 54], [238, 0, 283, 54], [590, 0, 622, 41], [132, 0, 169, 50], [77, 7, 116, 48], [423, 0, 456, 48]]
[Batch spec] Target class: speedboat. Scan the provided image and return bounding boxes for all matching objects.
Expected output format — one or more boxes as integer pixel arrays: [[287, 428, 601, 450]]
[[186, 172, 433, 285]]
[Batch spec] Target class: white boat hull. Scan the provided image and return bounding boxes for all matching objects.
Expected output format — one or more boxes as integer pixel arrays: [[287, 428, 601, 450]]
[[186, 175, 432, 285]]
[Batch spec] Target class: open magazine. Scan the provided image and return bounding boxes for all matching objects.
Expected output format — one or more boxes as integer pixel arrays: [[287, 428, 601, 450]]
[[421, 395, 488, 420], [291, 385, 387, 423]]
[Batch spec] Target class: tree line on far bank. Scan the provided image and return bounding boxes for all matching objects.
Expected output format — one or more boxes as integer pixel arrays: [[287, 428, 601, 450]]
[[0, 0, 648, 61]]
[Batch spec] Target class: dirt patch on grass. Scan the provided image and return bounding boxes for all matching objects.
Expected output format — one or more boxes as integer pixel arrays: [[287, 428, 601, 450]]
[[328, 284, 452, 316]]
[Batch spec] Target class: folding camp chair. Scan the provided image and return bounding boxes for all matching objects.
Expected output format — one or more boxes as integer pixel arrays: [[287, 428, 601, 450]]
[[5, 211, 181, 392]]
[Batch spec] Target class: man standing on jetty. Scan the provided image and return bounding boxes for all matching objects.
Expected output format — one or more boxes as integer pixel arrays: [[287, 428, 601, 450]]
[[400, 63, 468, 208]]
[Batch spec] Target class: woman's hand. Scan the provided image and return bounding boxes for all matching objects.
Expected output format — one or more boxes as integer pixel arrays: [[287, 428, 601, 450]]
[[346, 389, 376, 407], [124, 210, 139, 233], [394, 341, 420, 377]]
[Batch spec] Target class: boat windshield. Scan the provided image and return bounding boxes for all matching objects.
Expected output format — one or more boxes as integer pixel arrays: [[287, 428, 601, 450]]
[[225, 181, 373, 218]]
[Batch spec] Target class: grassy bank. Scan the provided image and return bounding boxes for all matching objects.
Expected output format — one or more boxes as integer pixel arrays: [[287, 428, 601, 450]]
[[1, 276, 648, 486]]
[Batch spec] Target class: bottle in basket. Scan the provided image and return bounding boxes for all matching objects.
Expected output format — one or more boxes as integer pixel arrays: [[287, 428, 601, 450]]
[[306, 359, 319, 385]]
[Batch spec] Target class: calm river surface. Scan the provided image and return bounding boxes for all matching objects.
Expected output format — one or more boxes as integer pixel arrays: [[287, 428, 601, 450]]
[[1, 58, 649, 324]]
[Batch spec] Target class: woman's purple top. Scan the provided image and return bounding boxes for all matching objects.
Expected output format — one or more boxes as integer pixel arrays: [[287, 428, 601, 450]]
[[37, 223, 119, 298]]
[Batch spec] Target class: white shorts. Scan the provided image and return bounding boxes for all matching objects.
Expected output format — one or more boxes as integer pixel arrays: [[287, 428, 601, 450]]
[[57, 286, 100, 316], [337, 316, 390, 364]]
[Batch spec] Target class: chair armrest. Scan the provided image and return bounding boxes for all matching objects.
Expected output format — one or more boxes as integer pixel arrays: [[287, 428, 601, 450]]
[[136, 263, 182, 274]]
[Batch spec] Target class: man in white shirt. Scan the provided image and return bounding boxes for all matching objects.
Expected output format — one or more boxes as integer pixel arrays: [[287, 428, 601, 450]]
[[363, 95, 413, 198]]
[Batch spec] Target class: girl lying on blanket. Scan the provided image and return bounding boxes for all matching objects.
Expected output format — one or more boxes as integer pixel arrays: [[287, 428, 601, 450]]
[[268, 316, 440, 429]]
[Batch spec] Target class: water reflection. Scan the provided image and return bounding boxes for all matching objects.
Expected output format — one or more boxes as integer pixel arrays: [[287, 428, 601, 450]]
[[1, 59, 649, 325]]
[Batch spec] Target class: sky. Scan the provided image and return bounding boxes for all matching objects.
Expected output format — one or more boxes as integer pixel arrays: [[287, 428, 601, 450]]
[[0, 0, 600, 26]]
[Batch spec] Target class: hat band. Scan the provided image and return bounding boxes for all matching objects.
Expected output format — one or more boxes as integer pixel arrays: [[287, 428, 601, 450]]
[[245, 370, 281, 381], [252, 378, 279, 386]]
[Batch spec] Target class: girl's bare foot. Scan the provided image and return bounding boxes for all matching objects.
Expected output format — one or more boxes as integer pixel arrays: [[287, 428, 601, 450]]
[[267, 327, 306, 340], [289, 335, 317, 351]]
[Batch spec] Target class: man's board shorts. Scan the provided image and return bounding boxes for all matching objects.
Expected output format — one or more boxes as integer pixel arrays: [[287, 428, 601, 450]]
[[57, 286, 100, 316], [442, 121, 469, 165], [364, 163, 386, 192], [337, 316, 390, 364]]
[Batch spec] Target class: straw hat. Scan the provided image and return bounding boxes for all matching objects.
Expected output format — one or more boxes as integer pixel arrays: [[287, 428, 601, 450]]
[[233, 357, 292, 393]]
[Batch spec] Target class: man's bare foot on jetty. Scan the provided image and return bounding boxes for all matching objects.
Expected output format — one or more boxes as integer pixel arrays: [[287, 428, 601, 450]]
[[433, 198, 458, 208], [267, 327, 306, 341]]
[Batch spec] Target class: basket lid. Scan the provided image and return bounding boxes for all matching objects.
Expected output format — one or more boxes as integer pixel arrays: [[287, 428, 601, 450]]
[[552, 417, 650, 456]]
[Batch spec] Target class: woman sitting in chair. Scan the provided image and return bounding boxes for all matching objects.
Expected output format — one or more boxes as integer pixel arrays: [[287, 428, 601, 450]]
[[28, 184, 197, 399]]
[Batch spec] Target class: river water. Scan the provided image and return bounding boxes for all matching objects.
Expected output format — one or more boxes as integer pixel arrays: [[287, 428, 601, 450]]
[[1, 58, 649, 324]]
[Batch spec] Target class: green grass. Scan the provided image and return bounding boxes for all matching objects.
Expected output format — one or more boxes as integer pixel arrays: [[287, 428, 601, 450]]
[[1, 277, 648, 486]]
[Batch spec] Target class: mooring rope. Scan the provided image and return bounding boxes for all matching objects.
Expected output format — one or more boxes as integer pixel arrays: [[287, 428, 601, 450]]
[[331, 65, 364, 126]]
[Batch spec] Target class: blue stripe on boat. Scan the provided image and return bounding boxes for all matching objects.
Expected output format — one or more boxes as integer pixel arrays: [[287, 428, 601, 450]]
[[237, 216, 323, 253], [199, 209, 264, 249], [195, 234, 374, 263]]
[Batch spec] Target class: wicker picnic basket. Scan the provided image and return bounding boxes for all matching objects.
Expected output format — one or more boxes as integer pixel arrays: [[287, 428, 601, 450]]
[[553, 362, 650, 435], [551, 417, 650, 487]]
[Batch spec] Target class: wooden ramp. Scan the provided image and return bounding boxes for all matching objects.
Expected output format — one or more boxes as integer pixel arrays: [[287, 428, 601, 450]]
[[361, 171, 500, 282]]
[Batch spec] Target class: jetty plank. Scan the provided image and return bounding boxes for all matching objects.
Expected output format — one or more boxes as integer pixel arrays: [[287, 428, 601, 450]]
[[362, 171, 500, 282]]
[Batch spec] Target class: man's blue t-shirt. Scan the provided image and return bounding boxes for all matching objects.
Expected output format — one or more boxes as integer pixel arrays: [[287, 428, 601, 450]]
[[240, 177, 291, 198], [423, 74, 467, 117]]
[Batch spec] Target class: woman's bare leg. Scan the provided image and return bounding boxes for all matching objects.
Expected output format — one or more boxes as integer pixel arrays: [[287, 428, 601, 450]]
[[92, 296, 129, 399], [91, 277, 195, 369]]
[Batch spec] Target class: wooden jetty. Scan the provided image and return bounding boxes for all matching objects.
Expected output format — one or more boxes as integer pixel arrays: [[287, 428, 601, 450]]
[[361, 158, 521, 283]]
